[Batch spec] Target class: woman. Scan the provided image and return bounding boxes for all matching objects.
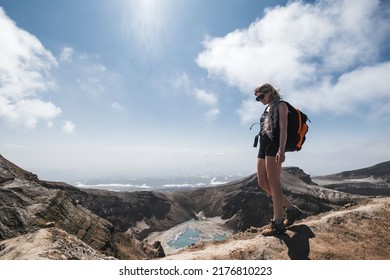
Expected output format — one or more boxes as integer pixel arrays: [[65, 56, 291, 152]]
[[254, 83, 301, 236]]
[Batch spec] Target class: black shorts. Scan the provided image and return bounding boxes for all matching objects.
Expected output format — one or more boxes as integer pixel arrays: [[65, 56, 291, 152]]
[[257, 141, 279, 159]]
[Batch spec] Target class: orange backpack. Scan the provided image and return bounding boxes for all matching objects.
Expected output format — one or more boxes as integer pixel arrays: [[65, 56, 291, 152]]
[[284, 101, 310, 152], [251, 101, 310, 152]]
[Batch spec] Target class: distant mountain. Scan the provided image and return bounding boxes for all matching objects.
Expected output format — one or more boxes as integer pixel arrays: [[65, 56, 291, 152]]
[[316, 161, 390, 181], [1, 154, 389, 260], [313, 161, 390, 196]]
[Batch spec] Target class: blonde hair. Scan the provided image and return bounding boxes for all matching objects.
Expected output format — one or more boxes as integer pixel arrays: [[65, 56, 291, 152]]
[[254, 83, 282, 139]]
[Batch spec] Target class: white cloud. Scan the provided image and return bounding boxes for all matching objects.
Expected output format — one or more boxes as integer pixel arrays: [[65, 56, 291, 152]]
[[204, 108, 220, 122], [290, 62, 390, 115], [170, 72, 192, 92], [59, 46, 74, 63], [91, 64, 106, 72], [1, 98, 62, 129], [111, 102, 126, 112], [194, 88, 218, 106], [0, 8, 61, 129], [196, 0, 390, 123], [236, 99, 262, 125], [56, 48, 112, 103], [77, 77, 105, 96], [62, 120, 75, 134], [193, 88, 220, 121], [61, 52, 109, 97], [168, 72, 220, 121]]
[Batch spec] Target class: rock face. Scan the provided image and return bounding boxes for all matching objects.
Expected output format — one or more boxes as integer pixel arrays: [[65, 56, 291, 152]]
[[1, 153, 389, 260], [164, 197, 390, 260], [319, 161, 390, 181], [168, 167, 363, 233], [40, 181, 196, 240], [313, 161, 390, 196], [0, 154, 149, 259], [0, 228, 114, 260]]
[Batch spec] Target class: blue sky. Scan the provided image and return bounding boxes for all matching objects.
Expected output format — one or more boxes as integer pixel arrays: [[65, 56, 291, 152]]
[[0, 0, 389, 181]]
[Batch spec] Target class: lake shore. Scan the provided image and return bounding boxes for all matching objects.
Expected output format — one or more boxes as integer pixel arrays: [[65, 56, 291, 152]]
[[144, 216, 233, 255]]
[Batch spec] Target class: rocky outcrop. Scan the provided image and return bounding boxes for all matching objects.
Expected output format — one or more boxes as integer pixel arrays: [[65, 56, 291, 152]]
[[164, 197, 390, 260], [0, 154, 151, 259], [0, 175, 114, 254], [37, 189, 114, 251], [0, 154, 38, 183], [141, 240, 166, 258], [0, 228, 114, 260], [0, 178, 55, 239], [39, 181, 196, 240]]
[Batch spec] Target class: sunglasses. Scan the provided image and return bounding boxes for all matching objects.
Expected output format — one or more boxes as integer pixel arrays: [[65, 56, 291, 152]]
[[255, 92, 266, 101]]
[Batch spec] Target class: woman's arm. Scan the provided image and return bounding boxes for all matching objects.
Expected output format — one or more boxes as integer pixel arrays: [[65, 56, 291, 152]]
[[277, 102, 288, 163]]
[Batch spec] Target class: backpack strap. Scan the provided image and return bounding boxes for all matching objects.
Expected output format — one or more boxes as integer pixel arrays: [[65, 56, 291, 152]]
[[296, 107, 303, 133], [250, 122, 260, 147], [250, 106, 269, 148]]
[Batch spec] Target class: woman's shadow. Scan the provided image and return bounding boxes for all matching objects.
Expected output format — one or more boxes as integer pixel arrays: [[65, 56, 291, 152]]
[[276, 224, 315, 260]]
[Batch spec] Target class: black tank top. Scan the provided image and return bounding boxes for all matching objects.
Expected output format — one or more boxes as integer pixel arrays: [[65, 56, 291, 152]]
[[260, 105, 280, 146]]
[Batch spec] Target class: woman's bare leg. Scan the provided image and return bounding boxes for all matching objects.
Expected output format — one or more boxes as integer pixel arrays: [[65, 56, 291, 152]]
[[257, 158, 293, 210], [265, 156, 287, 221], [256, 158, 272, 196]]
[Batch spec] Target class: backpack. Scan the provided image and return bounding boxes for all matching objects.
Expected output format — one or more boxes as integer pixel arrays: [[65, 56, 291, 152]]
[[284, 101, 310, 152], [250, 101, 310, 152]]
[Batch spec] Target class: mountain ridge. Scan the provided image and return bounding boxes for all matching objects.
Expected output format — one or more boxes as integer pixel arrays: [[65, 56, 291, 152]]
[[315, 161, 390, 181], [1, 154, 389, 259]]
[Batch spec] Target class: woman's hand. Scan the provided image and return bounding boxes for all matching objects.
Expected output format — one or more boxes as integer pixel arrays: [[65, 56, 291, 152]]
[[276, 151, 285, 163]]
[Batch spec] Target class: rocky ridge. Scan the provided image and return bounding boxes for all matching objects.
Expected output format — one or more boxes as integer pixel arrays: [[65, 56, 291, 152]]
[[1, 154, 389, 259], [164, 197, 390, 260], [0, 154, 150, 259]]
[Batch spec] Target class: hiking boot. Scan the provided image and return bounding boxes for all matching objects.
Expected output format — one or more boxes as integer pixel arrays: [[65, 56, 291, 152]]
[[261, 220, 286, 236], [284, 206, 302, 227]]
